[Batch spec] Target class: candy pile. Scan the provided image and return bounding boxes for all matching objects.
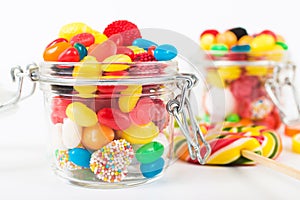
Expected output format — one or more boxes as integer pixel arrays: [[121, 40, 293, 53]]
[[44, 20, 178, 183], [201, 27, 287, 130], [175, 125, 282, 165]]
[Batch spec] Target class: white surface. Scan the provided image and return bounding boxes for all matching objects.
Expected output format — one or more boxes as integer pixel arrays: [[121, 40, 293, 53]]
[[1, 0, 300, 199], [1, 89, 300, 200]]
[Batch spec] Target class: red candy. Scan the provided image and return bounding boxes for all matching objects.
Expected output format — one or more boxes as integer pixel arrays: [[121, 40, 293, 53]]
[[150, 99, 167, 122], [58, 47, 80, 62], [97, 85, 128, 94], [117, 46, 134, 60], [97, 108, 131, 130], [70, 33, 95, 47], [108, 34, 124, 46], [50, 96, 72, 124], [43, 41, 71, 61], [129, 97, 154, 125], [200, 29, 219, 37]]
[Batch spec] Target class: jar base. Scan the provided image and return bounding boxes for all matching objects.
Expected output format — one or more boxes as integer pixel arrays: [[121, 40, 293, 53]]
[[53, 167, 164, 189]]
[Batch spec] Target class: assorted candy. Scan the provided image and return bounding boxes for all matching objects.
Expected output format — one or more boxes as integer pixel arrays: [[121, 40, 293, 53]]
[[201, 27, 288, 130], [44, 20, 179, 183], [175, 125, 282, 165]]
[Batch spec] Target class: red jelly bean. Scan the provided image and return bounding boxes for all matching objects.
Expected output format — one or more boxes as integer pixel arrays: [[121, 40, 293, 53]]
[[259, 30, 277, 40], [50, 96, 72, 124], [97, 85, 128, 94], [97, 108, 131, 130], [200, 29, 219, 37], [43, 41, 71, 61], [150, 99, 167, 122], [45, 38, 68, 49], [58, 47, 80, 62], [103, 71, 129, 76], [116, 46, 134, 60], [129, 97, 154, 125], [70, 32, 95, 47]]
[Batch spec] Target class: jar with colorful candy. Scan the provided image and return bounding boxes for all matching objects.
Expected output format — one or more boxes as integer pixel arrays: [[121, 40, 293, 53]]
[[199, 27, 289, 130], [35, 20, 210, 188]]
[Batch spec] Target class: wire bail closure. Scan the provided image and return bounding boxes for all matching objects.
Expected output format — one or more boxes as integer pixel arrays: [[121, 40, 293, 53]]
[[167, 73, 211, 164], [265, 62, 300, 126], [0, 63, 38, 110]]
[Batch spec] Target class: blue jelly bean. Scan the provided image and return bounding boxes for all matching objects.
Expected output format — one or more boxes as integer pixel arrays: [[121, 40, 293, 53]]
[[74, 42, 88, 60], [68, 148, 91, 168], [132, 38, 158, 50], [231, 44, 250, 52], [154, 44, 178, 61], [140, 157, 165, 178]]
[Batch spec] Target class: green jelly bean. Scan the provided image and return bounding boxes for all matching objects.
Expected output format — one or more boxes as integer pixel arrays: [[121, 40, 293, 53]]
[[136, 141, 164, 164], [226, 113, 240, 123]]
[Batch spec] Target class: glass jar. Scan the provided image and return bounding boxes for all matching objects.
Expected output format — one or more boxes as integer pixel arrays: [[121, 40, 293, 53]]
[[202, 50, 290, 130], [1, 60, 210, 188]]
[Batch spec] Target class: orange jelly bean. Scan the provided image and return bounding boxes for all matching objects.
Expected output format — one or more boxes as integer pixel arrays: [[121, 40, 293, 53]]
[[43, 41, 72, 61]]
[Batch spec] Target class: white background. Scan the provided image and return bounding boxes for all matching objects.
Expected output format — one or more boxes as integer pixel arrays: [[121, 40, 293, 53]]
[[1, 0, 300, 199]]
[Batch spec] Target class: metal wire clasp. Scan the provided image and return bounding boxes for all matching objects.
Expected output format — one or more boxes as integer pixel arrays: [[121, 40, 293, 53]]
[[167, 74, 211, 164], [265, 62, 300, 126], [0, 63, 39, 110]]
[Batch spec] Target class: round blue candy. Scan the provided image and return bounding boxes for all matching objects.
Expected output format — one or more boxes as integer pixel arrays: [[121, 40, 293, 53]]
[[154, 44, 178, 61], [231, 44, 250, 52], [132, 38, 158, 50], [68, 148, 91, 168], [73, 43, 88, 60], [140, 157, 165, 178]]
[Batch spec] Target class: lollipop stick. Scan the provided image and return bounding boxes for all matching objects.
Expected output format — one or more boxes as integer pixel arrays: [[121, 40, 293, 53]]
[[241, 150, 300, 181]]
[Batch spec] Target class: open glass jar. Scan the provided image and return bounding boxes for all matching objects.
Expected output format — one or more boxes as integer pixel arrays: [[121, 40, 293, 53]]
[[2, 60, 210, 188], [202, 50, 290, 130]]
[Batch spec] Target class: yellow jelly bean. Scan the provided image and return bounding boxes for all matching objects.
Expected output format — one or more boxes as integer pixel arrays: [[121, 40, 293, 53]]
[[200, 34, 216, 50], [250, 34, 275, 52], [66, 102, 98, 127], [118, 85, 142, 113], [74, 85, 97, 95], [90, 30, 108, 44], [238, 35, 253, 45], [245, 66, 269, 76], [102, 54, 131, 72], [118, 122, 159, 144], [127, 46, 146, 54], [58, 22, 94, 41], [217, 66, 241, 81], [73, 56, 101, 78]]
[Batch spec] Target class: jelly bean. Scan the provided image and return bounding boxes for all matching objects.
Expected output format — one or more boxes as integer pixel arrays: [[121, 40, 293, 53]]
[[68, 148, 91, 168], [61, 118, 82, 149], [216, 31, 237, 48], [73, 43, 87, 60], [90, 30, 108, 44], [74, 85, 97, 96], [200, 33, 216, 50], [116, 46, 134, 60], [153, 44, 178, 61], [238, 35, 253, 45], [210, 44, 228, 56], [70, 32, 95, 47], [259, 30, 277, 40], [150, 99, 167, 122], [82, 123, 115, 150], [118, 85, 142, 113], [147, 45, 156, 57], [135, 141, 164, 164], [46, 38, 68, 49], [127, 46, 146, 54], [108, 33, 124, 46], [58, 47, 80, 62], [73, 56, 101, 79], [228, 27, 248, 40], [275, 41, 288, 50], [217, 66, 241, 81], [200, 29, 219, 37], [51, 96, 72, 124], [140, 157, 165, 178], [132, 38, 158, 50], [66, 102, 98, 127], [58, 22, 94, 41], [97, 108, 131, 130], [97, 85, 128, 94], [225, 113, 240, 123], [246, 65, 269, 76], [119, 121, 159, 144], [43, 41, 71, 61], [129, 97, 154, 125], [102, 54, 131, 72], [250, 34, 275, 52], [51, 123, 67, 150], [231, 44, 250, 52], [88, 40, 117, 62]]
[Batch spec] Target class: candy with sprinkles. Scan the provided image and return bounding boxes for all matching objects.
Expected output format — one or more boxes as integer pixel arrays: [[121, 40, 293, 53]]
[[89, 139, 134, 182]]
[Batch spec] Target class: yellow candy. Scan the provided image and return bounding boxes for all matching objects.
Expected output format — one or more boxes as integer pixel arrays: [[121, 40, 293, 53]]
[[58, 22, 94, 41], [206, 70, 226, 88], [118, 85, 142, 113], [90, 30, 108, 44], [217, 66, 241, 81], [267, 44, 285, 61], [200, 34, 215, 50], [74, 85, 97, 95], [292, 134, 300, 154], [245, 66, 269, 76], [102, 54, 131, 72], [73, 56, 101, 78], [66, 102, 98, 127], [127, 46, 146, 54], [119, 122, 159, 144], [238, 35, 253, 45], [250, 34, 275, 52]]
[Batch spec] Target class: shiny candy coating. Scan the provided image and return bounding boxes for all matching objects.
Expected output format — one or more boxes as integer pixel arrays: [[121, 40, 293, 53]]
[[132, 38, 158, 50], [43, 41, 71, 61], [61, 118, 82, 149], [58, 47, 80, 62], [66, 102, 98, 127], [135, 141, 164, 164], [250, 34, 275, 52], [82, 123, 115, 150], [73, 43, 88, 60], [216, 31, 237, 49], [46, 38, 68, 49], [118, 85, 142, 113], [97, 108, 131, 130], [70, 32, 95, 47], [88, 40, 117, 62], [102, 54, 132, 72], [140, 157, 165, 178], [231, 44, 250, 52], [116, 46, 134, 60], [58, 22, 94, 41], [119, 122, 159, 144], [153, 44, 178, 61], [200, 33, 216, 50], [68, 148, 91, 168]]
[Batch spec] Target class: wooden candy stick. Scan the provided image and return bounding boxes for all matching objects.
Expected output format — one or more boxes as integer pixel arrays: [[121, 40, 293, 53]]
[[241, 150, 300, 181]]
